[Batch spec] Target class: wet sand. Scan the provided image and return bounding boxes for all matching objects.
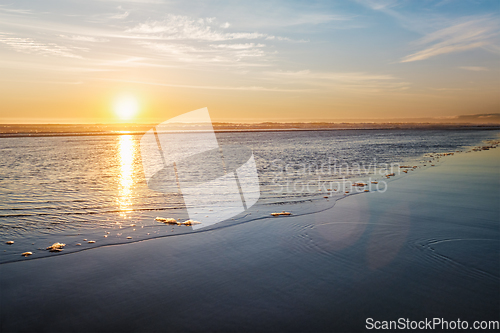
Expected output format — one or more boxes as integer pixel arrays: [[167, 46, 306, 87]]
[[0, 148, 498, 332]]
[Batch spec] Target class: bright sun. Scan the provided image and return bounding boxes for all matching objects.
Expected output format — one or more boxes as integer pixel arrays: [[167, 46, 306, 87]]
[[114, 96, 139, 121]]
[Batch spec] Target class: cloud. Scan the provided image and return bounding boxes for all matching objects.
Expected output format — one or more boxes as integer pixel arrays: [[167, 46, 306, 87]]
[[459, 66, 488, 71], [138, 41, 267, 64], [0, 34, 84, 59], [210, 43, 265, 50], [0, 5, 32, 15], [356, 0, 401, 11], [126, 15, 270, 41], [401, 17, 499, 62], [59, 35, 109, 42], [110, 11, 130, 19], [278, 13, 353, 26], [98, 78, 308, 92], [266, 70, 410, 92]]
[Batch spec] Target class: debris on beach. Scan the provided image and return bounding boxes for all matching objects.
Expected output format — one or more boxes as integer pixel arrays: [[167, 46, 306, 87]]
[[126, 236, 132, 239], [88, 240, 95, 243], [353, 182, 367, 187], [271, 211, 291, 216], [371, 181, 378, 184], [364, 189, 369, 192], [6, 241, 14, 245], [155, 217, 178, 225], [76, 243, 81, 246], [46, 242, 65, 252], [21, 252, 33, 257], [181, 220, 201, 226]]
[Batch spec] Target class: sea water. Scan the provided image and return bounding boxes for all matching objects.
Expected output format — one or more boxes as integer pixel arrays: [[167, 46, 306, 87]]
[[0, 128, 498, 263]]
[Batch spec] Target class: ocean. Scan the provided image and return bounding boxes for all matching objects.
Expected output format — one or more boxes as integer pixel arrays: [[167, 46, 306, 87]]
[[0, 128, 498, 264]]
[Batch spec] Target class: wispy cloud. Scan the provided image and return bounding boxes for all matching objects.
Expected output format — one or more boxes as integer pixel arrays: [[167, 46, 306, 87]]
[[137, 40, 268, 64], [110, 11, 130, 19], [126, 15, 271, 41], [59, 35, 109, 42], [0, 33, 85, 59], [279, 13, 353, 26], [98, 78, 308, 92], [266, 70, 410, 92], [400, 16, 499, 62], [210, 43, 265, 50], [0, 5, 33, 15], [356, 0, 400, 11], [459, 66, 488, 71]]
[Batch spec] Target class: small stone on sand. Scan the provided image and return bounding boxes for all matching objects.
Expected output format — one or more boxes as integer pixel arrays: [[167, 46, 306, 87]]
[[6, 241, 14, 245], [46, 242, 65, 252], [21, 252, 33, 257], [271, 211, 291, 216]]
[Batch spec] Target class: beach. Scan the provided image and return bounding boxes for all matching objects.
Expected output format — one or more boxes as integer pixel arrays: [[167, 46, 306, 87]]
[[2, 0, 500, 331], [1, 144, 498, 332]]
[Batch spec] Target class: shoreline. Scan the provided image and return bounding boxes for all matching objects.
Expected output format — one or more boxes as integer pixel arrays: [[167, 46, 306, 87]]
[[1, 124, 499, 138]]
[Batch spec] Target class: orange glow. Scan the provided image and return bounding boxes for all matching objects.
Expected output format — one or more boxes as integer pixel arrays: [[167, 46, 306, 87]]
[[118, 135, 136, 217]]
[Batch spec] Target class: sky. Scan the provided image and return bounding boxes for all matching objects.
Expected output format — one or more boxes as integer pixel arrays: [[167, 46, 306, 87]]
[[0, 0, 499, 123]]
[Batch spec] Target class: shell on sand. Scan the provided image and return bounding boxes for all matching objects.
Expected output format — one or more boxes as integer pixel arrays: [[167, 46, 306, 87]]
[[6, 241, 14, 245], [46, 242, 65, 252], [181, 220, 201, 226], [88, 240, 96, 244], [126, 236, 132, 239], [21, 252, 33, 257], [155, 217, 178, 224]]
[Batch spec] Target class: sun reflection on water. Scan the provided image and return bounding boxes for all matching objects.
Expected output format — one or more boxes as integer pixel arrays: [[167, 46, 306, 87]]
[[118, 135, 136, 217]]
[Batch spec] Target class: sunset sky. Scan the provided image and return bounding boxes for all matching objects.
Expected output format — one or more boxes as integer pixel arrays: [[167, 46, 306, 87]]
[[0, 0, 499, 123]]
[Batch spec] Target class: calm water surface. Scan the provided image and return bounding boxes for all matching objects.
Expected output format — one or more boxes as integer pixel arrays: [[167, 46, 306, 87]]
[[0, 129, 498, 263]]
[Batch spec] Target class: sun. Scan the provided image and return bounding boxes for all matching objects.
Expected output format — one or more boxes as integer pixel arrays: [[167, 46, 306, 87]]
[[114, 95, 139, 121]]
